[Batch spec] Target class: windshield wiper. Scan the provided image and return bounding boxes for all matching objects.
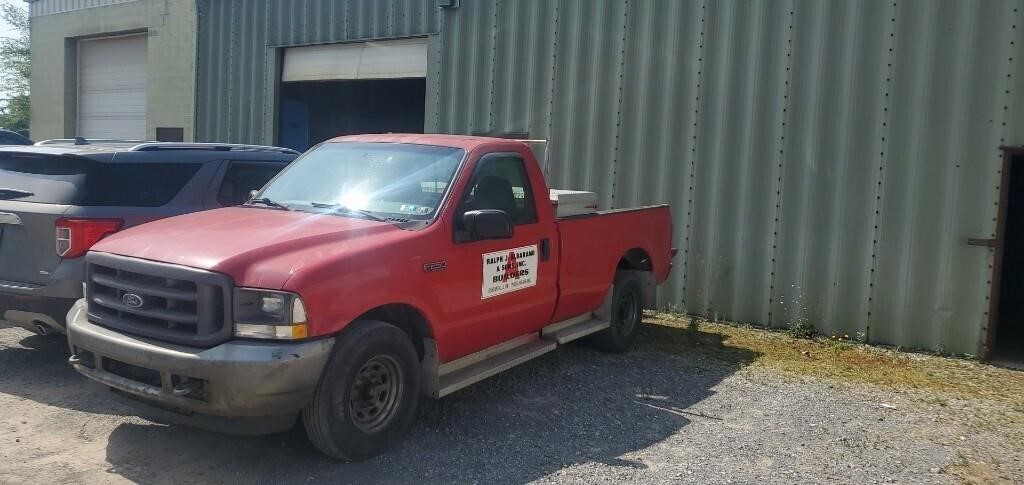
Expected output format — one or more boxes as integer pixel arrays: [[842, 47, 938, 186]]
[[246, 197, 290, 210], [309, 202, 388, 223], [0, 188, 34, 200]]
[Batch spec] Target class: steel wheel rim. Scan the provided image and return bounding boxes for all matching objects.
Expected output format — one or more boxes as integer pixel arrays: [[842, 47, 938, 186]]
[[348, 354, 403, 434], [616, 287, 640, 335]]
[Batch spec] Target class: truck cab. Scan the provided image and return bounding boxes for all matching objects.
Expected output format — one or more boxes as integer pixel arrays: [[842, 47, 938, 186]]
[[66, 134, 673, 460]]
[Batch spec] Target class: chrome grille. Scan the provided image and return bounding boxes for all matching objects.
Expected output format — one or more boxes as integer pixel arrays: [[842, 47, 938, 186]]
[[85, 252, 232, 347]]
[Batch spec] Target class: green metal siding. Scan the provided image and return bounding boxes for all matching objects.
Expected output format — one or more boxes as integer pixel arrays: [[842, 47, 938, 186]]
[[194, 0, 441, 143], [195, 0, 1024, 355], [431, 0, 1024, 355]]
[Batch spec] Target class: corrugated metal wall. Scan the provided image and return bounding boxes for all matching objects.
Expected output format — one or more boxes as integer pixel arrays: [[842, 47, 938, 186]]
[[434, 0, 1024, 355], [194, 0, 441, 143], [195, 0, 1024, 355], [28, 0, 139, 17]]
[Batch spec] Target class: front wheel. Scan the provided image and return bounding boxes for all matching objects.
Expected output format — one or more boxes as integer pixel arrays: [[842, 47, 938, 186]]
[[591, 272, 645, 353], [303, 320, 421, 461]]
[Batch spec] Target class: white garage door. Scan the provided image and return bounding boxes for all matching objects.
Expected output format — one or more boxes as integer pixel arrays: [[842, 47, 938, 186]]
[[78, 35, 147, 140], [282, 38, 428, 82]]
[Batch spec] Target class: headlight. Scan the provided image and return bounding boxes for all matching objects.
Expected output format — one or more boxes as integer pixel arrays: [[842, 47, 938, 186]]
[[233, 288, 309, 340]]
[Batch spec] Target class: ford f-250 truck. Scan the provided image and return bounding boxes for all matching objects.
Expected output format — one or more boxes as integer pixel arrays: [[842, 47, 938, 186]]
[[66, 134, 673, 460]]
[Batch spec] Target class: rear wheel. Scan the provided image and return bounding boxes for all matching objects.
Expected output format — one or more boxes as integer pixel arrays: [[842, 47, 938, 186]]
[[591, 272, 644, 353], [303, 320, 421, 461]]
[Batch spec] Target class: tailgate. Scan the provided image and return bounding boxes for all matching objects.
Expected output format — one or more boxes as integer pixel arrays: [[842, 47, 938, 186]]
[[0, 201, 71, 286], [0, 152, 89, 286]]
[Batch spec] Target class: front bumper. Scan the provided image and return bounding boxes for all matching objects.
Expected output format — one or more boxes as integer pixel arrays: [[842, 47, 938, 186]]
[[66, 300, 334, 434]]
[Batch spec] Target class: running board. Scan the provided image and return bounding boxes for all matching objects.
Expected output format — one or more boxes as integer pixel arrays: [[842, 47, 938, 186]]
[[423, 312, 609, 398], [435, 334, 556, 398], [540, 314, 610, 344]]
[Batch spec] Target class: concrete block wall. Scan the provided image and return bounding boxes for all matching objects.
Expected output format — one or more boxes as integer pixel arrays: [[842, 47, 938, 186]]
[[29, 0, 197, 141]]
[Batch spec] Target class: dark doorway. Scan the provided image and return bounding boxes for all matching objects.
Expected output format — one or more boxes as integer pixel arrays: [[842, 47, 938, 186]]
[[277, 78, 426, 152], [994, 152, 1024, 363]]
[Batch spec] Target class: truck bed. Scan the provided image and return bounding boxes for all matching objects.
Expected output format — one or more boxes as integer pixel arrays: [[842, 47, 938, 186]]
[[553, 204, 673, 321]]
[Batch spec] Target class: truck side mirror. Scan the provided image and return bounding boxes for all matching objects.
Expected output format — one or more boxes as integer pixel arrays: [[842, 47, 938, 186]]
[[462, 210, 513, 240], [248, 189, 259, 201]]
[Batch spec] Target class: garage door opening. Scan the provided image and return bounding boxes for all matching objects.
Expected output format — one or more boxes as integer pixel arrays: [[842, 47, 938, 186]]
[[278, 78, 425, 152], [993, 151, 1024, 364], [276, 38, 429, 151]]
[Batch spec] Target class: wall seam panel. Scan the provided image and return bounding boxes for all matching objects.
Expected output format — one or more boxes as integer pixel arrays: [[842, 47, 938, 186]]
[[866, 0, 898, 341], [487, 0, 497, 133], [767, 1, 797, 325], [681, 0, 708, 306], [608, 0, 629, 209], [543, 0, 560, 180]]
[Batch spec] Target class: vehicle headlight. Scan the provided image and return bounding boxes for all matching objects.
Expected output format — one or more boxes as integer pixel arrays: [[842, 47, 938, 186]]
[[233, 288, 309, 340]]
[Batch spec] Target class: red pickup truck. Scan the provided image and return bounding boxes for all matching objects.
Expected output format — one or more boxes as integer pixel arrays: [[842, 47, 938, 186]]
[[66, 134, 673, 460]]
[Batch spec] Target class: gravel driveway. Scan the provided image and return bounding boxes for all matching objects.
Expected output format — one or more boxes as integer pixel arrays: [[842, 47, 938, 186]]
[[0, 319, 1018, 484]]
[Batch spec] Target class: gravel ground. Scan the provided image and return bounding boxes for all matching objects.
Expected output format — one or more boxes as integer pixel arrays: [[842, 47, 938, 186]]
[[0, 322, 1017, 484]]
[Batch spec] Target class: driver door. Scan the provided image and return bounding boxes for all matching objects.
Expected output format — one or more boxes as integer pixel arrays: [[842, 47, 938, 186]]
[[437, 152, 559, 359]]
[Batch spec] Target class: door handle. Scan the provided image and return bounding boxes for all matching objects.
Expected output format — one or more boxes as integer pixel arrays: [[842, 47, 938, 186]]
[[540, 238, 551, 261]]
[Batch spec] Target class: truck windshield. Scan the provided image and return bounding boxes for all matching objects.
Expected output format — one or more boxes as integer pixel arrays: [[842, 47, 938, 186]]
[[258, 142, 465, 221]]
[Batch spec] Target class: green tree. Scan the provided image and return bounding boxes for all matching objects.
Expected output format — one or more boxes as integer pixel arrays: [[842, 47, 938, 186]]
[[0, 0, 29, 136]]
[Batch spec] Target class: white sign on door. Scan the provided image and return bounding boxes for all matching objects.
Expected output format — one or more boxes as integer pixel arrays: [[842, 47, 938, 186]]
[[481, 244, 538, 299]]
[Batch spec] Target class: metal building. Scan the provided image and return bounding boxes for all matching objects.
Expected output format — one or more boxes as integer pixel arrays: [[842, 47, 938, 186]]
[[27, 0, 1024, 359], [28, 0, 198, 141]]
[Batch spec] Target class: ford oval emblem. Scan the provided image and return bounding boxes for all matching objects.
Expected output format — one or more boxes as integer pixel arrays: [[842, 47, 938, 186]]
[[123, 293, 144, 308]]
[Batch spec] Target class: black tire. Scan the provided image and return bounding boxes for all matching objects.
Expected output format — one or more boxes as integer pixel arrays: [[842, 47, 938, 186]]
[[303, 320, 421, 461], [591, 272, 644, 353]]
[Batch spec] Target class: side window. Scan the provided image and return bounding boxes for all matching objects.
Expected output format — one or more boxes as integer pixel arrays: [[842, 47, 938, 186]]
[[217, 161, 286, 206], [82, 163, 202, 207], [459, 155, 538, 226]]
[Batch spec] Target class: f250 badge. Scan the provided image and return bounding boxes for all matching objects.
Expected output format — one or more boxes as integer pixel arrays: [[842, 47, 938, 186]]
[[481, 245, 538, 299]]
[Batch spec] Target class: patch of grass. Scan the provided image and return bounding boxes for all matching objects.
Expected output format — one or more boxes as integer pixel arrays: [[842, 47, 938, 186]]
[[643, 313, 1024, 406], [786, 320, 816, 339], [635, 314, 757, 366]]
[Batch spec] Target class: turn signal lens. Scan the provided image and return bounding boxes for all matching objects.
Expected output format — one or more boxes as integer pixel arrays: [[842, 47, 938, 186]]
[[235, 322, 308, 340]]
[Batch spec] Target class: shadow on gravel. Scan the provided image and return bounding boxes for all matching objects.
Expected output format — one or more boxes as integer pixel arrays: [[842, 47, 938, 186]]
[[102, 320, 758, 483], [0, 330, 127, 414]]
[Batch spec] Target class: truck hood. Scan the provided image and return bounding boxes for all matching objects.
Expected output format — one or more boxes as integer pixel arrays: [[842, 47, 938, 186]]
[[91, 207, 404, 288]]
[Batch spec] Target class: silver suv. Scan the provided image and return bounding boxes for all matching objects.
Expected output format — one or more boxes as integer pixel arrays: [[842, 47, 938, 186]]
[[0, 140, 298, 335]]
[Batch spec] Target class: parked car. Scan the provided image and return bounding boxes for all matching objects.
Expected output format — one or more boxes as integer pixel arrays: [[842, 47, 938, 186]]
[[0, 129, 32, 146], [0, 140, 299, 336], [65, 134, 674, 460]]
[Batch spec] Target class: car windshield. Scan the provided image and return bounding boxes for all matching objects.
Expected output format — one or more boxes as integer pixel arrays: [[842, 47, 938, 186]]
[[257, 142, 465, 221]]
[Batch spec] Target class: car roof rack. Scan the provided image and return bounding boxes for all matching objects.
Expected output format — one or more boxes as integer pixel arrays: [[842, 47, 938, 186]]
[[35, 138, 147, 146], [34, 139, 299, 155], [128, 142, 300, 155]]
